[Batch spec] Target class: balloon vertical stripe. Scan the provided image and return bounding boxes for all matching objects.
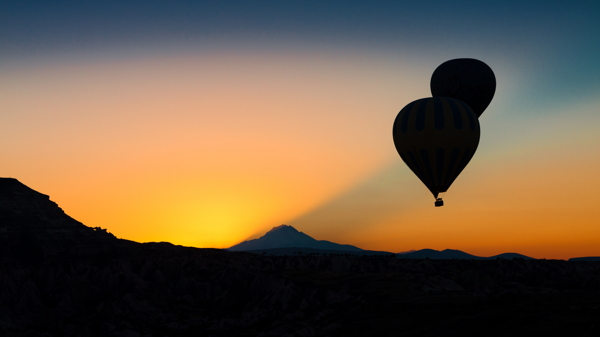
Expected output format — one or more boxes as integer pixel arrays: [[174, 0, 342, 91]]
[[452, 148, 473, 184], [400, 101, 416, 133], [415, 99, 427, 131], [420, 149, 435, 187], [443, 147, 460, 188], [407, 150, 426, 182], [436, 148, 445, 187], [434, 97, 444, 130], [447, 98, 463, 130]]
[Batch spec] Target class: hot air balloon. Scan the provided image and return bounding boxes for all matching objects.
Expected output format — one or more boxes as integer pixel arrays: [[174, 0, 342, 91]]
[[392, 97, 480, 207], [430, 58, 496, 118]]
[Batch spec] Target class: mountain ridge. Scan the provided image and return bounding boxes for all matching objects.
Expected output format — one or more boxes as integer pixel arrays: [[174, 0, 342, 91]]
[[229, 225, 536, 260]]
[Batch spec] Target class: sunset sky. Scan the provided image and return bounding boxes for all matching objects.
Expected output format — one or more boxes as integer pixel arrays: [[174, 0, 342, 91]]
[[2, 1, 600, 259]]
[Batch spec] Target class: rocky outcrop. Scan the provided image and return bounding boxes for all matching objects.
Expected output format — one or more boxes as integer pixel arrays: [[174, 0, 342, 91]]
[[0, 178, 133, 264]]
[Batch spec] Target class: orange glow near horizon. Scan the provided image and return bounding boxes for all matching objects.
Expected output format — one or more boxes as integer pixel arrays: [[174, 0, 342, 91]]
[[2, 50, 600, 259]]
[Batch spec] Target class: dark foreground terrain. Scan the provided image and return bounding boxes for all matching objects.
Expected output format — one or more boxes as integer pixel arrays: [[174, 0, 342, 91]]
[[2, 247, 600, 337], [2, 177, 600, 336]]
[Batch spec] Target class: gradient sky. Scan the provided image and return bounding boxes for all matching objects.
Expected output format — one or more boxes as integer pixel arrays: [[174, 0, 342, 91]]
[[2, 1, 600, 259]]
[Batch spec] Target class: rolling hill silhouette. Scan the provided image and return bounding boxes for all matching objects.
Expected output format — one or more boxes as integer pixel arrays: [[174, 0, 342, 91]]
[[398, 248, 483, 259], [569, 256, 600, 261], [397, 249, 534, 260]]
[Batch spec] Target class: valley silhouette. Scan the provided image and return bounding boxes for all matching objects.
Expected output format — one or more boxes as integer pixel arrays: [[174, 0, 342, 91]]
[[2, 177, 600, 336]]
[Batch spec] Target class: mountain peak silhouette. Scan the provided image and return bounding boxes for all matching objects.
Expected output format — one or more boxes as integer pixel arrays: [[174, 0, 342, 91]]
[[228, 225, 362, 252], [267, 224, 298, 233]]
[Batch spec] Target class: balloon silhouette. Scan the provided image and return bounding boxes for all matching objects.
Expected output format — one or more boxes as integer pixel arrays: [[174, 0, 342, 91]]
[[393, 97, 480, 206], [430, 58, 496, 118]]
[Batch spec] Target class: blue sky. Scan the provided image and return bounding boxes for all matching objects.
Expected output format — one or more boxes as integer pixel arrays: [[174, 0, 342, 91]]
[[3, 1, 599, 106]]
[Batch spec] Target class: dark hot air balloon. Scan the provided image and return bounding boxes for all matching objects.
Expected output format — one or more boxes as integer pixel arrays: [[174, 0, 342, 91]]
[[393, 97, 480, 206], [430, 58, 496, 117]]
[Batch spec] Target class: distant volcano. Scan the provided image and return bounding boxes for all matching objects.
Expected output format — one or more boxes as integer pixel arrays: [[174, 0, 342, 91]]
[[228, 225, 363, 252], [228, 225, 536, 259]]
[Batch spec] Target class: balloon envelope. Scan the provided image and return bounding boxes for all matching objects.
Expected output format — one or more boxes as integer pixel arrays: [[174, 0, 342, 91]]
[[392, 97, 480, 202], [430, 58, 496, 117]]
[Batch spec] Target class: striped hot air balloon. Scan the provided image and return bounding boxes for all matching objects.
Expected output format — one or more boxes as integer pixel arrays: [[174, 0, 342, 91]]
[[392, 97, 480, 207]]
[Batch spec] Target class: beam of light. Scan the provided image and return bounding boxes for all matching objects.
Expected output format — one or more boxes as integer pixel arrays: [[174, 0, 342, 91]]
[[288, 96, 600, 259]]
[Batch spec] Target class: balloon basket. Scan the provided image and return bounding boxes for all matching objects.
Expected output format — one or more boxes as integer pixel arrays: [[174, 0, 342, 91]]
[[435, 198, 444, 207]]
